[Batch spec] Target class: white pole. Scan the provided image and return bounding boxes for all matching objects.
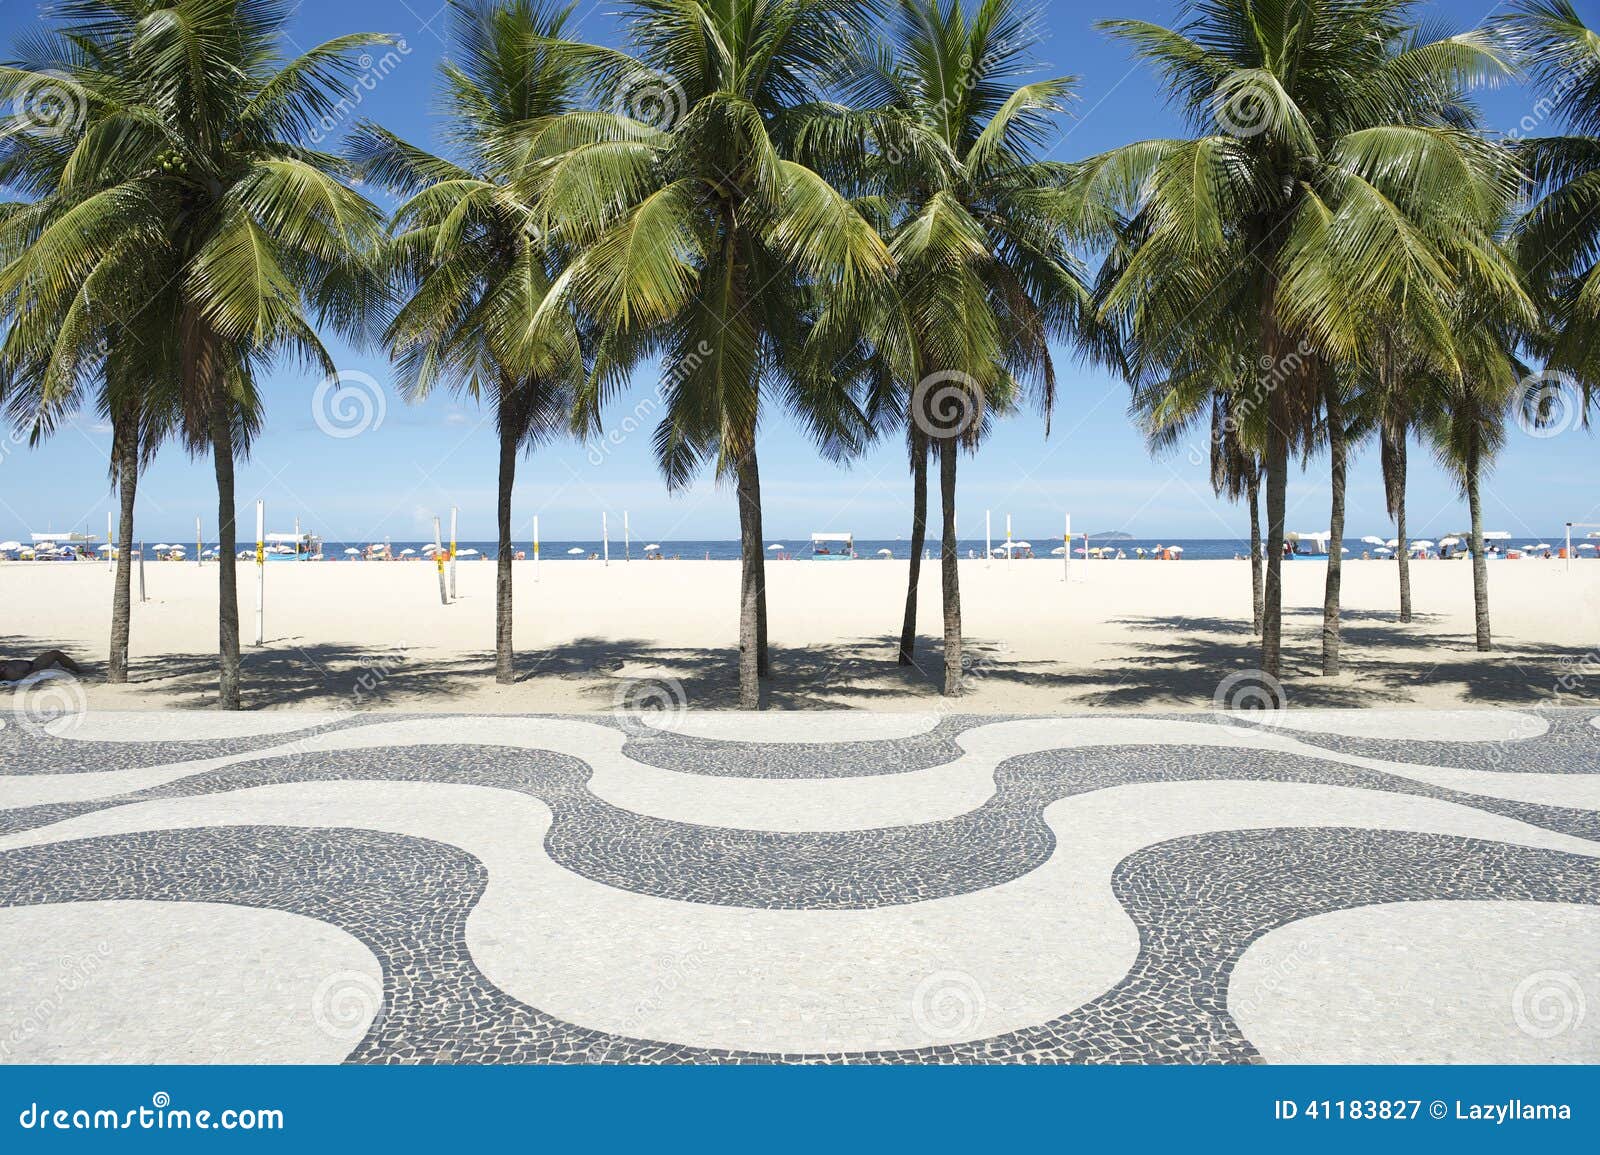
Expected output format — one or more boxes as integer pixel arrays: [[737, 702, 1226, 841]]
[[985, 510, 991, 567], [106, 510, 113, 570], [196, 514, 203, 567], [434, 517, 448, 605], [1566, 522, 1573, 574], [602, 512, 609, 566], [448, 506, 458, 600], [532, 515, 540, 582], [1063, 513, 1071, 582], [138, 541, 146, 602], [1006, 514, 1012, 571], [254, 499, 264, 645], [624, 511, 630, 562]]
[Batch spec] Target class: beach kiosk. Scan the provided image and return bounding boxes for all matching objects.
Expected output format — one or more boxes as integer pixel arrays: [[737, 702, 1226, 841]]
[[811, 532, 854, 560]]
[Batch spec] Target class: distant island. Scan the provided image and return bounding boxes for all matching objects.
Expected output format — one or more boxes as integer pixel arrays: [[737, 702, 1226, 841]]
[[1087, 531, 1133, 541]]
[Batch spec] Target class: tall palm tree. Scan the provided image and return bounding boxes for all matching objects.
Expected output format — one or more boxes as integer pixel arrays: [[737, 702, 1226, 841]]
[[1084, 0, 1526, 698], [0, 0, 389, 708], [1425, 311, 1525, 652], [820, 0, 1101, 693], [0, 49, 181, 684], [351, 0, 585, 686], [536, 0, 893, 708], [1506, 0, 1600, 412]]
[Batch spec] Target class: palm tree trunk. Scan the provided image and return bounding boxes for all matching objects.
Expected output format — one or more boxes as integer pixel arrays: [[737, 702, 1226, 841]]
[[210, 405, 241, 709], [108, 412, 138, 683], [1321, 383, 1347, 676], [747, 445, 769, 679], [938, 436, 962, 694], [735, 447, 763, 709], [494, 419, 517, 685], [1247, 471, 1263, 635], [1261, 388, 1288, 701], [1468, 438, 1491, 651], [899, 430, 929, 665], [1394, 438, 1412, 623]]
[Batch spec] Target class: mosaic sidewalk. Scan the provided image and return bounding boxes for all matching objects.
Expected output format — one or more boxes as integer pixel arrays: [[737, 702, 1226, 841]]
[[2, 707, 1597, 1064]]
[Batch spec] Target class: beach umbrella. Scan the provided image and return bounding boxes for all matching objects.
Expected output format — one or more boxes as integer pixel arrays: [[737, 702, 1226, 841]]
[[1411, 540, 1433, 549], [1579, 543, 1596, 551], [1050, 546, 1066, 555], [1531, 543, 1552, 551], [644, 543, 661, 551], [877, 548, 893, 557], [1169, 545, 1184, 553], [343, 547, 360, 555], [1361, 535, 1385, 546], [98, 543, 114, 552], [170, 543, 186, 552], [1438, 536, 1461, 547], [0, 541, 19, 551], [151, 543, 170, 550], [1374, 547, 1393, 555], [400, 548, 417, 556], [237, 549, 253, 559], [767, 543, 784, 551], [567, 547, 584, 555], [459, 548, 480, 556]]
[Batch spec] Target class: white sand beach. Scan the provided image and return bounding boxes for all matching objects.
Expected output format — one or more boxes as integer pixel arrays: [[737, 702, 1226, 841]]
[[4, 556, 1596, 713]]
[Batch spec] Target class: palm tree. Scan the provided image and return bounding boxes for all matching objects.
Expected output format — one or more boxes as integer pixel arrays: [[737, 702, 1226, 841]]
[[1084, 0, 1526, 698], [1505, 0, 1600, 411], [1129, 350, 1265, 632], [1425, 312, 1525, 652], [0, 0, 389, 708], [0, 56, 181, 684], [352, 0, 585, 686], [536, 0, 893, 708], [819, 0, 1100, 693]]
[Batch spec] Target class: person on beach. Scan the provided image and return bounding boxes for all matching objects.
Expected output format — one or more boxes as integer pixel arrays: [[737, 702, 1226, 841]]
[[1, 650, 83, 683]]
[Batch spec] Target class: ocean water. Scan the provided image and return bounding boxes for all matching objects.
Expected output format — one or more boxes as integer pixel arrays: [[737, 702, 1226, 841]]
[[97, 533, 1593, 562]]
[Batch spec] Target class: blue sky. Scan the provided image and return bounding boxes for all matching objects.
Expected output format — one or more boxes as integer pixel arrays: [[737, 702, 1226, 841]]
[[2, 0, 1594, 544]]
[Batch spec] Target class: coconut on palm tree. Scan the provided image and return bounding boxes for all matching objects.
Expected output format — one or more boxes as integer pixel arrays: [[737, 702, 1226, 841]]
[[351, 0, 586, 686], [535, 0, 893, 708], [1085, 0, 1526, 699], [0, 0, 390, 708]]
